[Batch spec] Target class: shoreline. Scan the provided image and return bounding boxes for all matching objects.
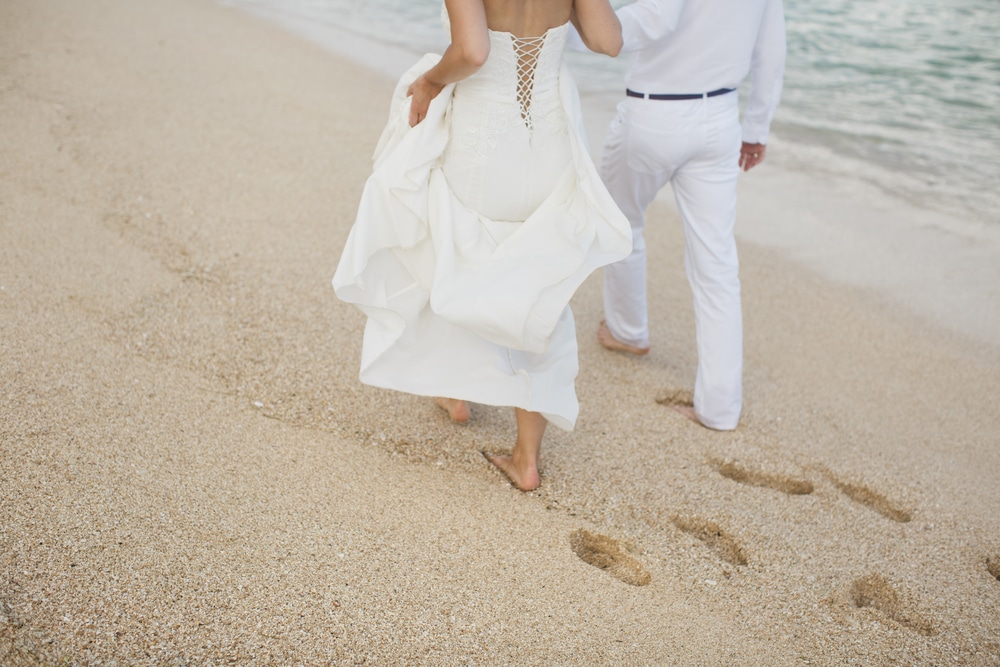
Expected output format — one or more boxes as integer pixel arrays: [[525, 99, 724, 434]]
[[3, 0, 999, 664]]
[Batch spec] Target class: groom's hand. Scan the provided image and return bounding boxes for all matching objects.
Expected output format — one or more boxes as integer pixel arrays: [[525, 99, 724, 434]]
[[739, 142, 766, 171]]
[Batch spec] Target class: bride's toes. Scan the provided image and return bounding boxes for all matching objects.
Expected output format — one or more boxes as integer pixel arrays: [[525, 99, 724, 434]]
[[435, 397, 470, 423], [482, 451, 539, 492]]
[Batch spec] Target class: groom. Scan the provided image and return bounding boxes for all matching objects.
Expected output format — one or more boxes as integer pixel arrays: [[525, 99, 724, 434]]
[[592, 0, 786, 430]]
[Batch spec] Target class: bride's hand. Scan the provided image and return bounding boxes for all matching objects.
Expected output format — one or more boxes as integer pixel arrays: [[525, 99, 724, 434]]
[[407, 75, 445, 127]]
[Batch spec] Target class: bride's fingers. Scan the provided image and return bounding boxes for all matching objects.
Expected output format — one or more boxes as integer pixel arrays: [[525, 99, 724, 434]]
[[408, 94, 429, 127]]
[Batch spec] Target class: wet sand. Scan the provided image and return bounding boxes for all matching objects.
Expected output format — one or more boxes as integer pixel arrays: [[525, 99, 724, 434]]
[[2, 0, 999, 664]]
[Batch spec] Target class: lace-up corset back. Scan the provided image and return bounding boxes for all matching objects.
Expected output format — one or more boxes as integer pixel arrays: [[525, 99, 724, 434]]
[[441, 6, 568, 132], [480, 27, 567, 130]]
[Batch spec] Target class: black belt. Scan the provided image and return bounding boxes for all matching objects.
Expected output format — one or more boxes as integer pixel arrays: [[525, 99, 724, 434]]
[[626, 87, 735, 101]]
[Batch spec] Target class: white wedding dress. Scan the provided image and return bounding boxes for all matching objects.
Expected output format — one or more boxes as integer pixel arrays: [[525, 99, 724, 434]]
[[333, 15, 631, 431]]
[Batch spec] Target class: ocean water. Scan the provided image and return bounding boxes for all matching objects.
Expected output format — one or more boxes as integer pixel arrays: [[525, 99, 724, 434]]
[[224, 0, 1000, 225]]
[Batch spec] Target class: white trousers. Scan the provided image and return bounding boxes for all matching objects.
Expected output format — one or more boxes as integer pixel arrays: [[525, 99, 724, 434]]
[[601, 93, 743, 430]]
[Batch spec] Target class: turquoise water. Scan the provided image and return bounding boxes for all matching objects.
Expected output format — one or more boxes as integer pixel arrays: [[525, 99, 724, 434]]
[[779, 0, 1000, 223], [226, 0, 1000, 223]]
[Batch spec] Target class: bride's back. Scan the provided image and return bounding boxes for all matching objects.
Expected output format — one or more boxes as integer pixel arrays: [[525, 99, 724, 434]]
[[482, 0, 573, 37], [443, 0, 575, 223]]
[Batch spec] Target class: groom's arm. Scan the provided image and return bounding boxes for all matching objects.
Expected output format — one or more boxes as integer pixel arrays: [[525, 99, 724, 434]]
[[741, 0, 786, 145], [617, 0, 685, 53]]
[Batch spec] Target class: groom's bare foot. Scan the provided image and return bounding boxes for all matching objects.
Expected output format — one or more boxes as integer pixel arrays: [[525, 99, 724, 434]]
[[670, 404, 703, 426], [655, 389, 705, 428], [435, 397, 470, 423], [482, 451, 540, 492], [597, 320, 649, 356]]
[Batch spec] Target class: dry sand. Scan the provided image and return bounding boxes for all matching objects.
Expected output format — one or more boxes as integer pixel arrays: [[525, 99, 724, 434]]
[[2, 0, 999, 664]]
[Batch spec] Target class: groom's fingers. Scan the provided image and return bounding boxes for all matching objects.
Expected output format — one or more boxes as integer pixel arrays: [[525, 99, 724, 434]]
[[739, 143, 766, 171]]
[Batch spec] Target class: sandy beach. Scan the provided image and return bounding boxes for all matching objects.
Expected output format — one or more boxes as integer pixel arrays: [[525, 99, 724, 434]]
[[2, 0, 999, 664]]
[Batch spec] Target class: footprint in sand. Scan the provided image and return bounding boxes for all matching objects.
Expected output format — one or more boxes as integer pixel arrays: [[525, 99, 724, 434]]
[[569, 529, 651, 587], [987, 556, 1000, 582], [710, 459, 814, 496], [654, 388, 692, 408], [848, 574, 936, 636], [672, 516, 748, 566], [819, 468, 913, 523]]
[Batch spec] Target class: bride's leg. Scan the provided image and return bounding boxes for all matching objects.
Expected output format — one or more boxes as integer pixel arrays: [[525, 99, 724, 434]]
[[435, 397, 470, 423], [485, 408, 545, 491]]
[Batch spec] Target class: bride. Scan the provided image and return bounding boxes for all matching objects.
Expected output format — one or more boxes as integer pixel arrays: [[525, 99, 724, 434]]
[[334, 0, 629, 491]]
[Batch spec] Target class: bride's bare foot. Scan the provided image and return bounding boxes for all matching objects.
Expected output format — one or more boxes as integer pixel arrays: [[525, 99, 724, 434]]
[[597, 320, 649, 356], [482, 451, 540, 492], [483, 408, 544, 491], [435, 397, 470, 423]]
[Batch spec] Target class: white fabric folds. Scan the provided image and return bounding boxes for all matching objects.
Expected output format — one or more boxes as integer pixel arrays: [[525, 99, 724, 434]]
[[333, 53, 631, 430]]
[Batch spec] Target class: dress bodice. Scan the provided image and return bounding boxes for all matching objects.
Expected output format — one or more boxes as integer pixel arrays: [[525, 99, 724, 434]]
[[459, 25, 569, 129], [441, 5, 569, 131]]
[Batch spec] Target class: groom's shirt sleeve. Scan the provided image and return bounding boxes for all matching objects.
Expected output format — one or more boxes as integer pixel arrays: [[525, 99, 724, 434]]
[[741, 0, 786, 145], [617, 0, 685, 53]]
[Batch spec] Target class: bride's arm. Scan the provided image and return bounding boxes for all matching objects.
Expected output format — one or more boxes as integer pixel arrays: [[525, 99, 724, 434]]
[[407, 0, 489, 126], [571, 0, 622, 57]]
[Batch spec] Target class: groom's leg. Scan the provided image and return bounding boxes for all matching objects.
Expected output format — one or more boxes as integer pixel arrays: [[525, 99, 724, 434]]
[[670, 96, 743, 430], [599, 103, 671, 351]]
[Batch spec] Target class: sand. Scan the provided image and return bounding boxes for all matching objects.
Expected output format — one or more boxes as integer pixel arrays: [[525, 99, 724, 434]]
[[2, 0, 999, 664]]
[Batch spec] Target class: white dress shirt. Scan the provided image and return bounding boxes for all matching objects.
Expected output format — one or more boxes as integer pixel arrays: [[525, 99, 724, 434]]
[[602, 0, 786, 144]]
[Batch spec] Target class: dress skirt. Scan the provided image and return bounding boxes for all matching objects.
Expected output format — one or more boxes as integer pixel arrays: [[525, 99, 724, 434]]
[[333, 53, 631, 431]]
